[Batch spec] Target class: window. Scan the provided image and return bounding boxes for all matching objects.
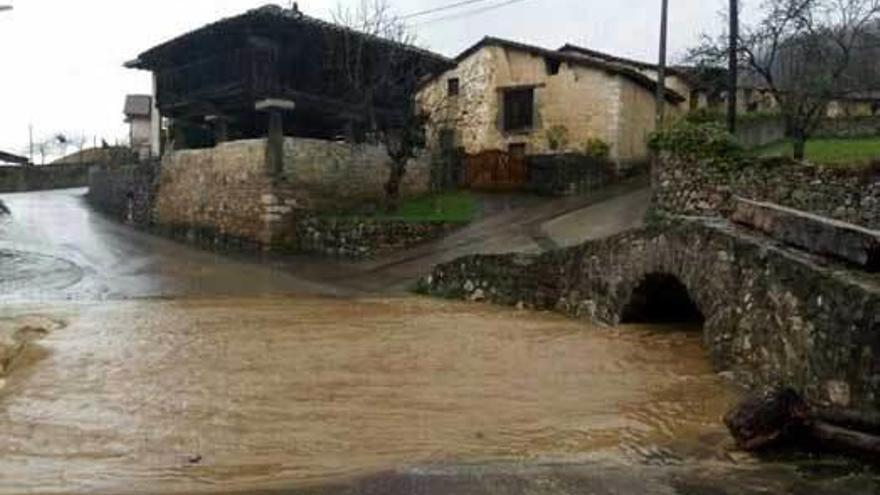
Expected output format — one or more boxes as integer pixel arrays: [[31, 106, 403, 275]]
[[545, 57, 561, 76], [447, 78, 460, 97], [503, 88, 534, 132]]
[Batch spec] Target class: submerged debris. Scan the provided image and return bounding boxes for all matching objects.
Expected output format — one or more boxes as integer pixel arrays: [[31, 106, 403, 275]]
[[0, 199, 9, 215], [0, 318, 55, 377], [725, 386, 880, 456]]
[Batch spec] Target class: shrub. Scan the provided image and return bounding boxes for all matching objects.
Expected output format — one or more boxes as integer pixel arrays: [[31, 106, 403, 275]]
[[684, 108, 723, 125], [583, 137, 611, 160], [648, 120, 742, 162], [546, 125, 570, 151]]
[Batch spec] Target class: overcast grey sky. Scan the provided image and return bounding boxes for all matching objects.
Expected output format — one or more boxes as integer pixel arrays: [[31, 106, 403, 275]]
[[0, 0, 733, 157]]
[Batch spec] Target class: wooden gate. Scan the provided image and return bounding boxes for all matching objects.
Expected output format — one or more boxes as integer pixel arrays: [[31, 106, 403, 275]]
[[462, 150, 527, 190]]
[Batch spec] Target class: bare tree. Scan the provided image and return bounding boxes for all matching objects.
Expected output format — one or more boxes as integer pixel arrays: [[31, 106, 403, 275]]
[[330, 0, 440, 210], [691, 0, 880, 159]]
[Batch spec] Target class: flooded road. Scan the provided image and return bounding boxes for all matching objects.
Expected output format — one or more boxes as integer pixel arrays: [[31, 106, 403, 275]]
[[0, 297, 737, 494], [1, 188, 877, 494], [0, 189, 342, 301]]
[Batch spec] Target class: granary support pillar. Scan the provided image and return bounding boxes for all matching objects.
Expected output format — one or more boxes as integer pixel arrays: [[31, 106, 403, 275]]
[[206, 115, 231, 144], [256, 98, 295, 177]]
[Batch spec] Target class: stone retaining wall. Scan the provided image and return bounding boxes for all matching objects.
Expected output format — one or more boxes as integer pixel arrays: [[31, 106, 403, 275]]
[[154, 140, 290, 247], [526, 153, 618, 196], [653, 154, 880, 229], [294, 216, 459, 259], [282, 137, 431, 211], [735, 119, 786, 149], [727, 116, 880, 149], [0, 163, 92, 193], [88, 137, 444, 256], [87, 162, 159, 225]]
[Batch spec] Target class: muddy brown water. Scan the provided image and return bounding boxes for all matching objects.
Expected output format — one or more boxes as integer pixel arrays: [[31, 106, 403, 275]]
[[0, 296, 738, 494]]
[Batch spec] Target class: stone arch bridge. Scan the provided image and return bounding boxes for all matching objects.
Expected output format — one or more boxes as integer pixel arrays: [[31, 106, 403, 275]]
[[421, 214, 880, 414]]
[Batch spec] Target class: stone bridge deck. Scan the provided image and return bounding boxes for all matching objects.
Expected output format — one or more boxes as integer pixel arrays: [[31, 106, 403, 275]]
[[420, 217, 880, 414]]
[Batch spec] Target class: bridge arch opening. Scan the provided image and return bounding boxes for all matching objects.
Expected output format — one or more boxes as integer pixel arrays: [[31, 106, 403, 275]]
[[621, 273, 704, 325]]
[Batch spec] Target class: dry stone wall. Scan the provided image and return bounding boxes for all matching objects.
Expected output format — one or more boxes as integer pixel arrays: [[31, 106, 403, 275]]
[[0, 163, 92, 193], [154, 140, 290, 247], [87, 162, 159, 226], [294, 216, 458, 259], [653, 154, 880, 229], [281, 138, 430, 212], [91, 137, 437, 255]]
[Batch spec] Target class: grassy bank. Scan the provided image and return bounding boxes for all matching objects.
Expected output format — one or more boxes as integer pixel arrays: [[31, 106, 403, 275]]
[[376, 191, 478, 223], [755, 137, 880, 166]]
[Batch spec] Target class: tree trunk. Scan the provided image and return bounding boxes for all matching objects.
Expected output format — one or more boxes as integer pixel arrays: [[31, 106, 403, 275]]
[[384, 160, 406, 213], [792, 129, 807, 161], [810, 421, 880, 455]]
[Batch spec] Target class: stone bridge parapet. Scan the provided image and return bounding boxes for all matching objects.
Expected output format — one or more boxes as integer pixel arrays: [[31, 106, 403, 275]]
[[420, 218, 880, 414]]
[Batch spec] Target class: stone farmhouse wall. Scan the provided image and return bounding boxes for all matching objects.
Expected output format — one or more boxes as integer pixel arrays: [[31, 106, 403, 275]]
[[419, 44, 685, 172], [653, 154, 880, 229]]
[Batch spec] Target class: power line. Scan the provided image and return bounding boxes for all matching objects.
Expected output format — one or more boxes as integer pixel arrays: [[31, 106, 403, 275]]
[[414, 0, 532, 27], [401, 0, 494, 20]]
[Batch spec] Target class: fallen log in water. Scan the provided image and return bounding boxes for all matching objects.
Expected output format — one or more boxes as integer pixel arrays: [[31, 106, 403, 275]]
[[725, 387, 880, 456], [724, 387, 810, 451]]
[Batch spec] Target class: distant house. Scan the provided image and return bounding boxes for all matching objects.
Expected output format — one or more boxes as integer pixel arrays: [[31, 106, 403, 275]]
[[124, 94, 156, 160], [417, 37, 692, 173], [0, 150, 29, 166]]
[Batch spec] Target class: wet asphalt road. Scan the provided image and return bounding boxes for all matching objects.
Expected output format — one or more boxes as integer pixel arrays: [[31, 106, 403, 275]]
[[0, 183, 652, 300], [0, 188, 340, 301]]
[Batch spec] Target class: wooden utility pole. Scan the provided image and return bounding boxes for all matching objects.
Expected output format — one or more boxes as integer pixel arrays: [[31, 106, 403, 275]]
[[727, 0, 739, 133], [28, 124, 33, 165], [656, 0, 670, 126]]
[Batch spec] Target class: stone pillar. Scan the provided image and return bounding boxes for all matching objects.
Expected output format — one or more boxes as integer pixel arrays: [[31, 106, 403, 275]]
[[255, 98, 295, 177], [206, 115, 230, 145], [171, 120, 187, 152], [150, 74, 162, 158]]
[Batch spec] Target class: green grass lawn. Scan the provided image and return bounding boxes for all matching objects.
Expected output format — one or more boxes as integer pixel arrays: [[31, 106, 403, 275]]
[[755, 137, 880, 166], [376, 191, 478, 224]]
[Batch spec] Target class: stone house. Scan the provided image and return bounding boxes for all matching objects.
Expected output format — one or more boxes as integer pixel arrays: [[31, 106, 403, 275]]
[[123, 94, 156, 161], [417, 37, 691, 172]]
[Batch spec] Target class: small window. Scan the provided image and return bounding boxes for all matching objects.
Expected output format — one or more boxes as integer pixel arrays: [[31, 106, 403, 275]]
[[545, 57, 561, 76], [447, 78, 460, 97], [503, 88, 535, 132]]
